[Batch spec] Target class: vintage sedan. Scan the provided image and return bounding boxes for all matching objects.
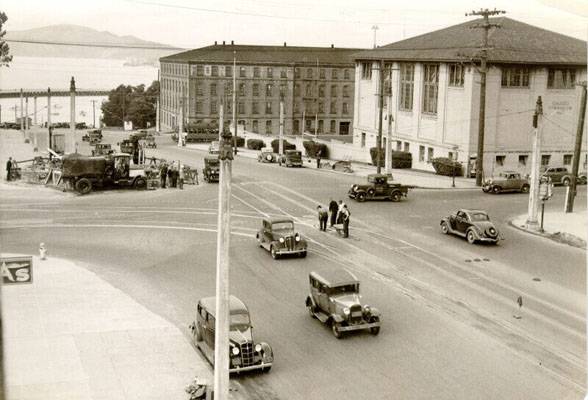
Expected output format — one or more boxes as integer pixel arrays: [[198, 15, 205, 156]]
[[306, 269, 381, 339], [189, 296, 273, 373], [440, 209, 502, 244], [203, 157, 220, 183], [256, 217, 307, 259], [482, 171, 530, 194], [278, 150, 303, 167], [348, 174, 411, 202], [257, 148, 277, 163]]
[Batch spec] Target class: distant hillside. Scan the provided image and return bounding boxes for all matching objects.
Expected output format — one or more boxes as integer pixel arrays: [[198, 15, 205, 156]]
[[5, 24, 183, 64]]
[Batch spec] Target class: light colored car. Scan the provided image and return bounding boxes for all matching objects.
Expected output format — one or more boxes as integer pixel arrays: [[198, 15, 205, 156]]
[[482, 171, 530, 194], [208, 141, 220, 155]]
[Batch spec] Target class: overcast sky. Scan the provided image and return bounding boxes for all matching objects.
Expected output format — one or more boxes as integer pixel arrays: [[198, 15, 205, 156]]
[[3, 0, 587, 49]]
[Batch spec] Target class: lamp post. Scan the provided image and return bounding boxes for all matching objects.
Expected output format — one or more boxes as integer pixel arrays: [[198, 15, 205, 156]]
[[452, 146, 459, 188]]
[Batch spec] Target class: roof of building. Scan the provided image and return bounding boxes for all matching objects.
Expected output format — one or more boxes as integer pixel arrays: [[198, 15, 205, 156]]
[[355, 17, 586, 66], [161, 44, 364, 66]]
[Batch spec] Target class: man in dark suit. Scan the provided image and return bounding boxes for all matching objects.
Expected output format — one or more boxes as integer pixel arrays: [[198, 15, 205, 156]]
[[317, 205, 328, 231], [328, 198, 338, 227], [6, 157, 12, 181]]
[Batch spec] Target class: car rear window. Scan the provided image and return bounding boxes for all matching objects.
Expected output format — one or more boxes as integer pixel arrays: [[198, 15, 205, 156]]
[[470, 213, 489, 222]]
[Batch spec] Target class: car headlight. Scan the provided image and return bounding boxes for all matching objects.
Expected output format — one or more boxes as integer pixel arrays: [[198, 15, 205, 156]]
[[363, 304, 371, 313], [352, 185, 358, 191], [232, 347, 240, 356], [279, 237, 285, 243], [255, 344, 262, 353], [343, 307, 350, 315], [295, 234, 301, 242]]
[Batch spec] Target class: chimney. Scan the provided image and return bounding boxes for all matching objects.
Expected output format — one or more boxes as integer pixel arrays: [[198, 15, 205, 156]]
[[214, 41, 217, 45], [231, 40, 234, 45], [331, 44, 334, 48], [284, 42, 287, 47], [223, 41, 225, 45]]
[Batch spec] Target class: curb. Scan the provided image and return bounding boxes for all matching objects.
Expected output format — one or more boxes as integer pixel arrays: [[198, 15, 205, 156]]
[[508, 219, 586, 250]]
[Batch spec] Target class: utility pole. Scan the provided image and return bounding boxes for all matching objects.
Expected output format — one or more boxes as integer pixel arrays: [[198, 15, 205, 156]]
[[565, 82, 587, 213], [69, 77, 76, 154], [91, 100, 96, 128], [279, 100, 284, 156], [385, 64, 394, 177], [376, 60, 385, 174], [232, 51, 237, 138], [47, 88, 52, 149], [466, 8, 506, 186], [371, 25, 379, 49], [33, 97, 37, 126], [19, 89, 23, 131], [213, 101, 233, 400], [526, 96, 543, 230], [314, 58, 319, 137]]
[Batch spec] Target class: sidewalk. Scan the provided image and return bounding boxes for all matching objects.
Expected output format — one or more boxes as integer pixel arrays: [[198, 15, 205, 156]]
[[511, 210, 587, 249], [185, 144, 478, 189], [1, 254, 211, 400]]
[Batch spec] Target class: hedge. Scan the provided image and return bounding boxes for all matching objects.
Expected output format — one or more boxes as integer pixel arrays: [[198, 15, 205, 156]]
[[270, 139, 296, 153], [302, 141, 328, 158], [246, 139, 265, 150], [233, 136, 245, 147], [369, 147, 412, 168], [431, 157, 463, 176]]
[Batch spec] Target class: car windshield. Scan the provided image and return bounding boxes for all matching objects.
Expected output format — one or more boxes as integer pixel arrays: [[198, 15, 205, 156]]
[[271, 221, 294, 235], [230, 313, 250, 331], [327, 284, 359, 296], [470, 212, 489, 222], [287, 151, 301, 159], [206, 159, 219, 166]]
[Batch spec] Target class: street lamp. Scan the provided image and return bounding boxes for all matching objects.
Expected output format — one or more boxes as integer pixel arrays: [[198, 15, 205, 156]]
[[452, 146, 459, 188]]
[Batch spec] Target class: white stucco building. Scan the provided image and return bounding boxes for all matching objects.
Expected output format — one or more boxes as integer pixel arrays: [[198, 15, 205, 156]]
[[353, 17, 587, 177]]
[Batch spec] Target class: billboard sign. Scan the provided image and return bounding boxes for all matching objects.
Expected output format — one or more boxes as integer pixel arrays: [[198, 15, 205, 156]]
[[0, 256, 33, 284]]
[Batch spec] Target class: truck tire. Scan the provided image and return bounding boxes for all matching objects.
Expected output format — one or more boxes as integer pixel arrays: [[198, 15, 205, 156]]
[[521, 184, 530, 193], [75, 178, 92, 195], [134, 177, 147, 190], [390, 191, 401, 202], [562, 177, 571, 186]]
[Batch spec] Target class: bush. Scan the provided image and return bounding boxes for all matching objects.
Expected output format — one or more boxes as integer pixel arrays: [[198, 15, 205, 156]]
[[369, 148, 412, 168], [302, 141, 328, 158], [246, 139, 265, 150], [270, 139, 296, 153], [233, 136, 245, 147], [431, 157, 463, 176]]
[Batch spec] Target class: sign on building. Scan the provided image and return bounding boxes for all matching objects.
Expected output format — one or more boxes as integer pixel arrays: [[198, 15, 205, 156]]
[[0, 256, 33, 284]]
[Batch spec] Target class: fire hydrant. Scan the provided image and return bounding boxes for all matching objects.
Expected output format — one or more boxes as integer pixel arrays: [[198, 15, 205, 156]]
[[39, 243, 47, 260]]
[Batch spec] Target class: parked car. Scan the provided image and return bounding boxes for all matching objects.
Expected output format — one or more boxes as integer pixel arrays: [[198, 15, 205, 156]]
[[541, 166, 586, 186], [348, 174, 411, 202], [208, 141, 220, 155], [332, 160, 354, 173], [306, 269, 381, 339], [258, 148, 277, 163], [278, 150, 303, 167], [91, 143, 113, 156], [189, 295, 273, 373], [256, 217, 307, 259], [440, 209, 501, 245], [202, 157, 220, 183], [482, 171, 530, 193]]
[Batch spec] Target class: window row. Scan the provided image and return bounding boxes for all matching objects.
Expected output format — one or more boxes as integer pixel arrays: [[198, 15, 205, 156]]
[[495, 153, 575, 168], [161, 63, 188, 76], [294, 84, 351, 98], [191, 100, 350, 115], [188, 65, 351, 80]]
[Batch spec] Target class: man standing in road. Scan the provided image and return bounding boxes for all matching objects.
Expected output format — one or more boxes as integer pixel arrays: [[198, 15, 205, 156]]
[[341, 205, 351, 238], [6, 157, 12, 181], [336, 200, 346, 224], [160, 162, 168, 188], [328, 198, 338, 227], [316, 148, 322, 169], [317, 205, 328, 231]]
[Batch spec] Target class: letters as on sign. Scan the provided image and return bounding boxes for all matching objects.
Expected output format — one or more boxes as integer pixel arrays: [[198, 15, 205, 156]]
[[0, 256, 33, 284]]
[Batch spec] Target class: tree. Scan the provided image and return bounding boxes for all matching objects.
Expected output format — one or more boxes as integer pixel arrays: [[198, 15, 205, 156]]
[[101, 80, 159, 128], [1, 12, 13, 67]]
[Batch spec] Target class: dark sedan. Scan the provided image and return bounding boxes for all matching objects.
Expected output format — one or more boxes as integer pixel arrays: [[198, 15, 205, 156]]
[[440, 209, 502, 244]]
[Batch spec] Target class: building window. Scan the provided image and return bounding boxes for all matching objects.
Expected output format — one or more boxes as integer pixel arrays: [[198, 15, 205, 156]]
[[361, 62, 372, 80], [254, 67, 260, 78], [332, 69, 338, 79], [419, 145, 425, 162], [265, 120, 272, 134], [252, 120, 258, 132], [240, 67, 246, 77], [563, 154, 573, 165], [449, 64, 464, 87], [197, 65, 204, 76], [404, 142, 410, 152], [330, 101, 337, 114], [211, 66, 218, 77], [541, 154, 551, 166], [279, 84, 287, 99], [305, 84, 312, 97], [548, 68, 576, 89], [344, 69, 350, 80], [252, 102, 259, 114], [226, 101, 232, 113], [239, 83, 246, 97], [448, 152, 454, 160], [342, 102, 349, 114], [318, 102, 324, 113], [331, 85, 337, 97], [294, 84, 300, 97], [427, 147, 434, 161], [280, 69, 287, 78], [330, 120, 336, 133], [265, 102, 272, 114], [293, 120, 299, 133], [501, 67, 530, 88], [343, 85, 350, 97], [195, 101, 203, 113], [225, 66, 232, 77], [495, 155, 506, 166], [320, 69, 326, 79], [266, 84, 273, 97], [319, 85, 325, 97], [423, 64, 439, 114], [307, 68, 313, 78], [237, 102, 244, 114], [396, 141, 402, 151], [210, 83, 217, 96], [210, 101, 217, 114], [318, 120, 324, 133], [295, 68, 301, 78], [305, 119, 312, 131], [519, 155, 528, 167], [400, 63, 414, 111], [294, 102, 300, 113], [361, 132, 366, 148], [267, 67, 273, 78], [196, 83, 203, 96]]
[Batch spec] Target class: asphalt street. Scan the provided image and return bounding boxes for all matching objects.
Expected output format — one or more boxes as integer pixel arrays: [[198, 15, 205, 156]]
[[0, 132, 585, 400]]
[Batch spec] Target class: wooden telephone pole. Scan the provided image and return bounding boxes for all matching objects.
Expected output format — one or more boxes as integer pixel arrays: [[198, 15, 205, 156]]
[[565, 82, 587, 213], [466, 8, 506, 186]]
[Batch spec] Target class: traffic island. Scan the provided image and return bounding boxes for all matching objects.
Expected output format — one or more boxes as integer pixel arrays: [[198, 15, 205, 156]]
[[510, 211, 587, 249]]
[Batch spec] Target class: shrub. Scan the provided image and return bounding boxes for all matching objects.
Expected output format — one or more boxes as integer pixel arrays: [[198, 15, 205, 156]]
[[246, 139, 265, 150], [369, 148, 412, 168], [270, 139, 296, 153], [302, 141, 328, 158], [431, 157, 463, 176], [233, 136, 245, 147]]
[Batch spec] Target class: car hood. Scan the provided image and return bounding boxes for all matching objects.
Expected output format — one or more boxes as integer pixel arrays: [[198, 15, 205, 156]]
[[229, 327, 253, 345], [332, 294, 362, 308]]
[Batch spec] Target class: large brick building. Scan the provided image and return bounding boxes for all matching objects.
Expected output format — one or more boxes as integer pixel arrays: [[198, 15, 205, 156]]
[[159, 43, 362, 135], [353, 17, 587, 176]]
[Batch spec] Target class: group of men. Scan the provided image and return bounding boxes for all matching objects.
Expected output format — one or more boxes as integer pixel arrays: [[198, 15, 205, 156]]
[[317, 198, 350, 238], [159, 161, 191, 189]]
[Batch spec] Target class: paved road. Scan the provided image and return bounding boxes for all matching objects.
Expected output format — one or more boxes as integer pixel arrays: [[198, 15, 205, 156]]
[[0, 133, 585, 400]]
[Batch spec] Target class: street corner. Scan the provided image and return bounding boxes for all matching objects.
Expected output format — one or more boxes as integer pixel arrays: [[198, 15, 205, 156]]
[[509, 215, 587, 250]]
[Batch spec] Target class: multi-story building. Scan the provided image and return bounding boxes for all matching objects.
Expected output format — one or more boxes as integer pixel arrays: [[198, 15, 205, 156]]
[[353, 17, 587, 176], [159, 42, 362, 136]]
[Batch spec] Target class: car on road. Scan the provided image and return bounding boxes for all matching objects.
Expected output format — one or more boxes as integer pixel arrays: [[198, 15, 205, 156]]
[[541, 166, 587, 186], [348, 174, 411, 202], [482, 171, 530, 194], [189, 295, 273, 373], [257, 148, 277, 163], [440, 209, 501, 245], [278, 150, 303, 167], [256, 217, 307, 259], [208, 141, 220, 155], [202, 157, 220, 183], [306, 269, 381, 339], [91, 143, 113, 157]]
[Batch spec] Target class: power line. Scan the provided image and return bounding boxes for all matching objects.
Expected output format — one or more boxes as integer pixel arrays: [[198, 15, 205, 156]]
[[5, 38, 183, 51]]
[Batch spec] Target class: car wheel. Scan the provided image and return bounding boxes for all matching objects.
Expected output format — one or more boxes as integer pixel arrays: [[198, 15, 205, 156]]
[[299, 251, 307, 258], [133, 177, 147, 190], [492, 186, 501, 194], [307, 303, 316, 319], [441, 221, 449, 234], [370, 317, 380, 335], [270, 246, 279, 260], [367, 188, 375, 196], [466, 230, 476, 245], [562, 177, 571, 186], [263, 366, 272, 373], [75, 178, 92, 195], [332, 323, 342, 339], [521, 184, 530, 193], [357, 192, 366, 202], [391, 191, 401, 202]]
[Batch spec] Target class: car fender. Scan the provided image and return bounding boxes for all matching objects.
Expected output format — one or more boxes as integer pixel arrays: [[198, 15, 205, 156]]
[[467, 226, 482, 240], [306, 295, 317, 309], [368, 306, 381, 318], [331, 314, 345, 324], [259, 342, 274, 362], [440, 217, 450, 226]]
